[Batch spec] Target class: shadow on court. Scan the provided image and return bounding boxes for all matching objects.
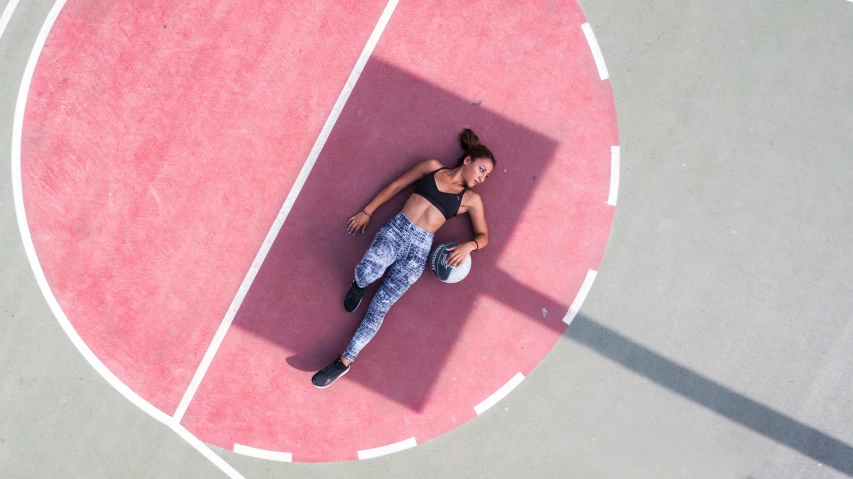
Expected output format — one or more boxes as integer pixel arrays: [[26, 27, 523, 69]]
[[230, 58, 564, 411], [229, 57, 853, 473]]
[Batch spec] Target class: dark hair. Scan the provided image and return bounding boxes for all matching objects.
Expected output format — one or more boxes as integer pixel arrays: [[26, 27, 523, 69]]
[[457, 128, 496, 167]]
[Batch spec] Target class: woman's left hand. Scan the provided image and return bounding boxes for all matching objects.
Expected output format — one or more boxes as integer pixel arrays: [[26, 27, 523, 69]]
[[445, 242, 475, 267]]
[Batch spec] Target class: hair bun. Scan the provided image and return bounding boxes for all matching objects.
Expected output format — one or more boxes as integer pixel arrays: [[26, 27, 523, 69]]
[[460, 128, 480, 150], [456, 128, 495, 167]]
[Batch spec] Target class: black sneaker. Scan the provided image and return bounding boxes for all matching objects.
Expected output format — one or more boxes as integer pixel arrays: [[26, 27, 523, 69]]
[[311, 357, 350, 388], [343, 281, 366, 312]]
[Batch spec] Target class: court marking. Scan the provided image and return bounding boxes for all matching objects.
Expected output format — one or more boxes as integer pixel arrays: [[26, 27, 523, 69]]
[[581, 22, 609, 81], [172, 0, 400, 424], [474, 372, 525, 415], [10, 0, 245, 478], [608, 145, 620, 205], [0, 0, 21, 43], [562, 269, 598, 326], [357, 437, 417, 460], [233, 443, 293, 462]]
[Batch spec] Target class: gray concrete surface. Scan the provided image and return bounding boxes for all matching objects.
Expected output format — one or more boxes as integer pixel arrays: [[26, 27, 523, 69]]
[[1, 0, 852, 478]]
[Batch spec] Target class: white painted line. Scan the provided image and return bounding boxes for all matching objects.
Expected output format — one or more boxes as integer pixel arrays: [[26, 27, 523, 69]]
[[0, 0, 21, 44], [233, 443, 293, 462], [172, 425, 245, 478], [172, 0, 400, 424], [607, 146, 620, 206], [581, 22, 609, 81], [11, 2, 244, 478], [562, 269, 597, 325], [357, 437, 417, 460], [474, 372, 525, 415]]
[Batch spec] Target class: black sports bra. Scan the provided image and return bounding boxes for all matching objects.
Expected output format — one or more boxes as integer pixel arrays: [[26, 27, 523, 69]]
[[413, 167, 466, 219]]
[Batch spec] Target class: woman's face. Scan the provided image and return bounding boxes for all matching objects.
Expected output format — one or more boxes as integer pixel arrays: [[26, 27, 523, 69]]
[[462, 156, 494, 188]]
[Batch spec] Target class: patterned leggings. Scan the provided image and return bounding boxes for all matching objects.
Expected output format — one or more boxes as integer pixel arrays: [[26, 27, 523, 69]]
[[342, 212, 434, 362]]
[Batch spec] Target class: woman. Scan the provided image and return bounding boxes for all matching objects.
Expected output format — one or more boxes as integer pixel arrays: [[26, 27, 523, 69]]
[[312, 129, 496, 388]]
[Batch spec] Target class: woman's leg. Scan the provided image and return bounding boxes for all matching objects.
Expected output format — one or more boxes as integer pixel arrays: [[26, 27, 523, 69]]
[[344, 225, 399, 313], [354, 226, 398, 288], [342, 256, 425, 363]]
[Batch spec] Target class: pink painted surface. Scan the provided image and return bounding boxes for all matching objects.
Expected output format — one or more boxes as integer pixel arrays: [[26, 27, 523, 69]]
[[179, 1, 618, 462], [21, 0, 389, 414], [22, 0, 618, 462]]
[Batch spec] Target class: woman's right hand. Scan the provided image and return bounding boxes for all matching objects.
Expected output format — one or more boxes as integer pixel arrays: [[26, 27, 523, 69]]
[[347, 211, 370, 235]]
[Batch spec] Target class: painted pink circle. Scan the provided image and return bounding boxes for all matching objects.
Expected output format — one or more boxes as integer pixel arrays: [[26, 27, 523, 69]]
[[22, 0, 617, 462]]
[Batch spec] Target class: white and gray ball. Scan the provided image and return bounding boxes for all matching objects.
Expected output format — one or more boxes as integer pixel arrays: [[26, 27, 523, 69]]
[[429, 242, 472, 284]]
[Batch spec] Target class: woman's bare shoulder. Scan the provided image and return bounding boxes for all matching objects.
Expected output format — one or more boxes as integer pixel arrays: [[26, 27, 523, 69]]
[[392, 158, 445, 190], [421, 158, 444, 171], [461, 189, 483, 208]]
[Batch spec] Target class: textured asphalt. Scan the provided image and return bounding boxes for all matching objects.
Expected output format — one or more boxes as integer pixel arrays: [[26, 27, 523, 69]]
[[1, 0, 852, 478]]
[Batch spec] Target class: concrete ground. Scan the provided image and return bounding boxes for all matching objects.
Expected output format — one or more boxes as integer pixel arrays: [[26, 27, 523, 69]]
[[1, 0, 852, 478]]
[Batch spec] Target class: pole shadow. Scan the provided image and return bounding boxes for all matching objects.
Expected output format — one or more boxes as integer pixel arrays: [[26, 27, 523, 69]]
[[568, 313, 853, 477]]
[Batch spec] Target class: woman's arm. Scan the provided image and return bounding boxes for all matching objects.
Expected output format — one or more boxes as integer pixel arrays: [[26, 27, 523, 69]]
[[347, 158, 442, 235], [446, 192, 488, 266]]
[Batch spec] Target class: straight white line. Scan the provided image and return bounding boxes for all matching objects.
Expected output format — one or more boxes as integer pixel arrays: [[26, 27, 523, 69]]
[[172, 0, 400, 424], [0, 0, 21, 43], [474, 372, 525, 415], [581, 22, 609, 81], [357, 437, 417, 460], [10, 1, 244, 478], [562, 269, 597, 325], [172, 425, 245, 478], [607, 145, 620, 206], [233, 443, 293, 462]]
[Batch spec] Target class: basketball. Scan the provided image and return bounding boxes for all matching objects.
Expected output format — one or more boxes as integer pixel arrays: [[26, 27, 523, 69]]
[[429, 242, 472, 283]]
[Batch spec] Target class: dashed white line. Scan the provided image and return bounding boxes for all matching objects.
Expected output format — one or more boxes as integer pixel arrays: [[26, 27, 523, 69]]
[[581, 22, 609, 81], [233, 443, 293, 462], [474, 372, 525, 415], [357, 437, 417, 460], [607, 145, 620, 206], [562, 269, 597, 325], [10, 1, 245, 478], [0, 0, 20, 44], [172, 0, 401, 424]]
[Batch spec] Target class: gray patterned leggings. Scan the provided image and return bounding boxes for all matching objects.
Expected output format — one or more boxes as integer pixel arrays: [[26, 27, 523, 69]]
[[343, 212, 434, 362]]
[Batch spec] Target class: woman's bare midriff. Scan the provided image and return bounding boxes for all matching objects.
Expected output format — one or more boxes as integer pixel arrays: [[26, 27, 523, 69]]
[[401, 194, 450, 233]]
